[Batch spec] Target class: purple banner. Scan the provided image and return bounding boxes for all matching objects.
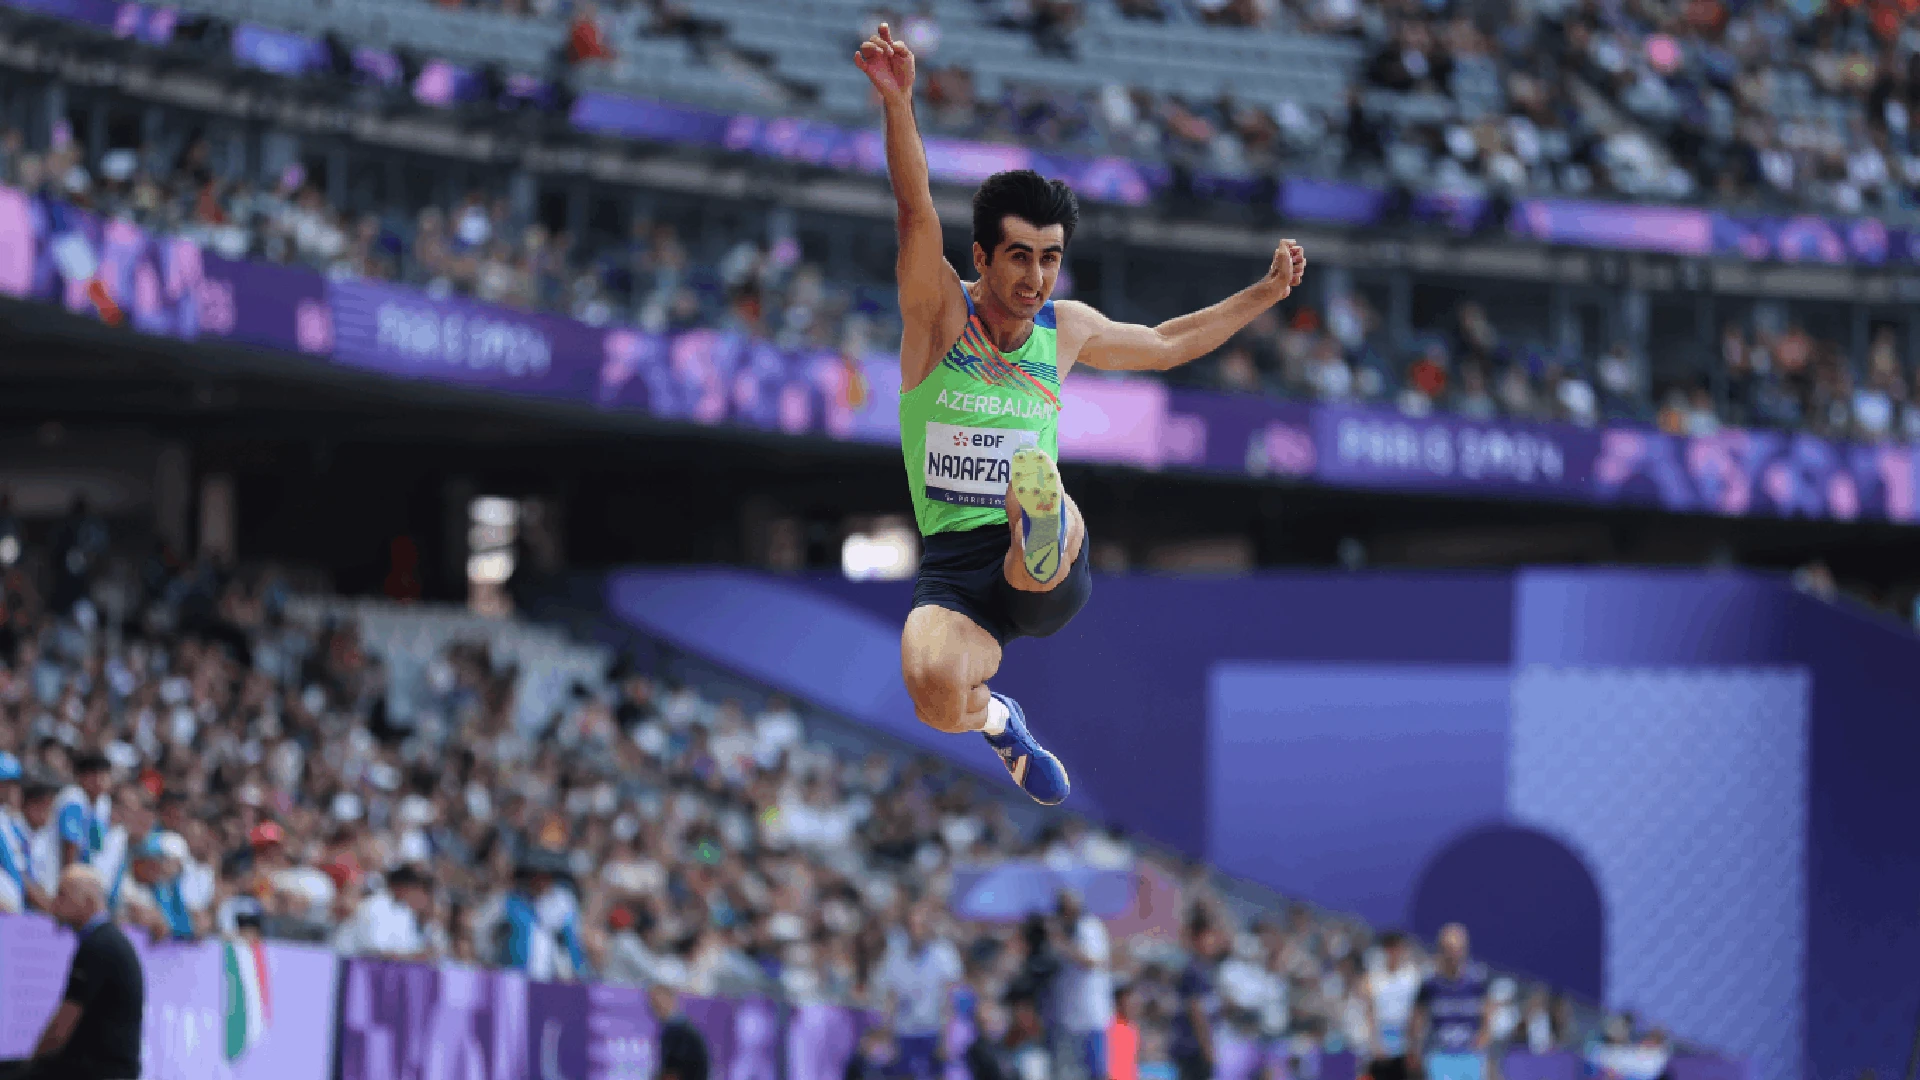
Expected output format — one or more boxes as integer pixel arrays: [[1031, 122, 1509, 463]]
[[338, 958, 866, 1080], [196, 248, 331, 353], [683, 995, 783, 1080], [1503, 1052, 1582, 1080], [947, 862, 1136, 921], [572, 93, 1162, 207], [231, 22, 328, 76], [5, 179, 1917, 525], [586, 983, 664, 1080], [787, 1004, 868, 1080], [1, 0, 119, 27], [1510, 199, 1716, 256], [337, 960, 531, 1080], [329, 278, 603, 400], [1593, 426, 1920, 521], [1169, 389, 1317, 477], [1, 0, 174, 38], [1313, 405, 1600, 497], [0, 915, 337, 1080], [0, 185, 323, 353]]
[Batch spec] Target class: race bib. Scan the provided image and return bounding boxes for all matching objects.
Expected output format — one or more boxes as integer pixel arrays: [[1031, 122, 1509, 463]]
[[923, 422, 1039, 507]]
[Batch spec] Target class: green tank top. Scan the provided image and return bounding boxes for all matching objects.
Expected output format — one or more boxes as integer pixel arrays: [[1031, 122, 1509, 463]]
[[900, 292, 1063, 536]]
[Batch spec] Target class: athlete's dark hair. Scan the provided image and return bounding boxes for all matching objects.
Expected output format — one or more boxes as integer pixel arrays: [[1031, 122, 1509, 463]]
[[972, 169, 1078, 261]]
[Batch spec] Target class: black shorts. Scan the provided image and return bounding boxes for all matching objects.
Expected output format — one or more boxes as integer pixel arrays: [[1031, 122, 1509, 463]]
[[911, 522, 1092, 645]]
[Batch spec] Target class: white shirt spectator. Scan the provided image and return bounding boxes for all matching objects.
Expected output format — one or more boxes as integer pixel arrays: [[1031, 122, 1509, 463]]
[[662, 686, 705, 727], [333, 890, 425, 957], [272, 864, 338, 919], [754, 704, 804, 766], [1558, 376, 1598, 426], [778, 794, 858, 851], [1056, 915, 1114, 1035], [0, 808, 31, 907], [1853, 388, 1893, 437], [602, 852, 666, 897], [26, 818, 60, 896], [175, 852, 215, 914], [1313, 355, 1355, 400], [1369, 961, 1422, 1054], [879, 936, 962, 1037]]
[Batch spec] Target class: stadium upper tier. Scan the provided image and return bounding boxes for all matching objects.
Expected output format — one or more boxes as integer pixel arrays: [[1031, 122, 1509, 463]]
[[144, 0, 1920, 216]]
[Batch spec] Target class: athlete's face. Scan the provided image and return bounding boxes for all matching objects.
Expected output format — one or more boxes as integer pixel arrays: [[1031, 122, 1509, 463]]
[[974, 215, 1064, 321]]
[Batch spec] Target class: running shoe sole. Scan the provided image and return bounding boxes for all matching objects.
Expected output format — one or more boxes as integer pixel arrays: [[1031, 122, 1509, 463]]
[[1011, 448, 1066, 585]]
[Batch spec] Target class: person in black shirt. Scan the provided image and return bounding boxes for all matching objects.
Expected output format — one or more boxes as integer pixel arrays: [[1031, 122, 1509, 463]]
[[1170, 911, 1227, 1080], [0, 866, 144, 1080], [651, 982, 710, 1080]]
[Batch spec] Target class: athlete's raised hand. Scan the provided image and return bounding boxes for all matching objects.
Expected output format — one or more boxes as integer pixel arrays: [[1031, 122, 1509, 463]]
[[1264, 239, 1307, 299], [855, 23, 917, 105]]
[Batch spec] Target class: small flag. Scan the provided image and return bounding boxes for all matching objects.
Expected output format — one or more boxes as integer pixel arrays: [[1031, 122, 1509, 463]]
[[222, 938, 272, 1062]]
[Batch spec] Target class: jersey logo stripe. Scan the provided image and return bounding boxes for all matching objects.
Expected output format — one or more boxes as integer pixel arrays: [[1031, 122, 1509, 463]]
[[951, 316, 1061, 408]]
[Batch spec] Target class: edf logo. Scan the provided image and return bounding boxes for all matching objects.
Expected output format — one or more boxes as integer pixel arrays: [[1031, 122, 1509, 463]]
[[953, 432, 1005, 448]]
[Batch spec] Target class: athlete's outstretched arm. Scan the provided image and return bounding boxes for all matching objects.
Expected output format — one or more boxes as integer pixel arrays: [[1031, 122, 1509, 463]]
[[856, 25, 959, 328], [1063, 239, 1306, 372]]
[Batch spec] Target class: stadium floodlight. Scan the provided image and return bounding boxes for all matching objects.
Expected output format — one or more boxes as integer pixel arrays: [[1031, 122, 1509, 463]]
[[841, 524, 918, 582]]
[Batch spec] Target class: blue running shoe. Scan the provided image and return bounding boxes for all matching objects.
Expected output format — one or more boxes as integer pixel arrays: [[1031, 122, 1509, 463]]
[[1010, 448, 1067, 585], [983, 691, 1070, 805]]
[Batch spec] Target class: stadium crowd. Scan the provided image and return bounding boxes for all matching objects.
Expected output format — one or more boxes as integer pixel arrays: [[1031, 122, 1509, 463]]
[[0, 504, 1660, 1080], [857, 0, 1920, 214], [621, 0, 1920, 215], [5, 119, 1920, 445]]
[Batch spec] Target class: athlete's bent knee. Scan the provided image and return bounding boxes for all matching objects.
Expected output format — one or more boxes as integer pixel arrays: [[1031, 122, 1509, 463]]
[[903, 656, 973, 734]]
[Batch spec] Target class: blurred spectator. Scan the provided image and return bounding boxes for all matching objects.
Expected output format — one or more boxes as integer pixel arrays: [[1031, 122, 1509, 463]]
[[1055, 890, 1113, 1080], [653, 982, 711, 1080], [1519, 987, 1561, 1054], [494, 863, 588, 980], [120, 834, 196, 940], [1364, 931, 1421, 1080], [880, 906, 964, 1080], [565, 1, 617, 65], [0, 752, 27, 913], [1108, 984, 1141, 1080], [1793, 560, 1840, 602], [1411, 923, 1492, 1077], [54, 752, 112, 870], [332, 863, 437, 960], [1171, 912, 1225, 1080]]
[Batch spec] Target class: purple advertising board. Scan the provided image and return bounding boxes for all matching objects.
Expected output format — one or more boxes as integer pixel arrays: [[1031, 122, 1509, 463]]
[[947, 862, 1136, 922], [0, 915, 337, 1080], [5, 180, 1916, 526], [570, 93, 1162, 207], [328, 278, 604, 401], [338, 958, 869, 1080], [1592, 425, 1920, 521], [1311, 405, 1601, 498], [0, 185, 324, 353]]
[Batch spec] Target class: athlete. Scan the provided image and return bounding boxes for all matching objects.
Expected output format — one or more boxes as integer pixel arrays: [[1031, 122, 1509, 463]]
[[857, 23, 1306, 805]]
